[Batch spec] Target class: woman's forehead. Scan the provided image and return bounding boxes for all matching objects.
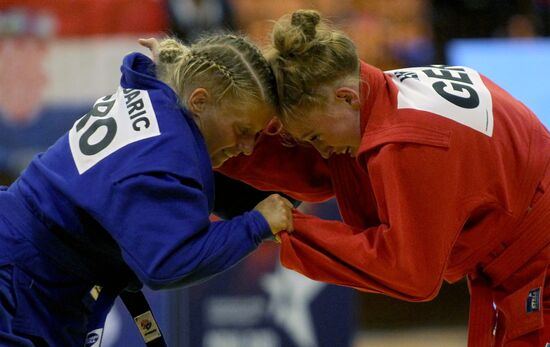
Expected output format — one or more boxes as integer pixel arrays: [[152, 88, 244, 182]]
[[233, 102, 274, 126]]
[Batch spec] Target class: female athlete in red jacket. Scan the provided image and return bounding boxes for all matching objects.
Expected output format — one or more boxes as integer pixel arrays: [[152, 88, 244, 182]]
[[219, 9, 550, 347]]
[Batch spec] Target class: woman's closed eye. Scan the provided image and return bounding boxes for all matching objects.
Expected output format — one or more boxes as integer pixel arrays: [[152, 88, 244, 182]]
[[236, 126, 254, 138], [308, 134, 320, 143]]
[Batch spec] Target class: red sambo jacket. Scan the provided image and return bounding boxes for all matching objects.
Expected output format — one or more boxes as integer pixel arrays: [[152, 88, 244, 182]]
[[219, 61, 550, 346]]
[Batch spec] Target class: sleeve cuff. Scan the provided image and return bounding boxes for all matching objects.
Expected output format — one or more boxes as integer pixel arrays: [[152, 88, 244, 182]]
[[248, 210, 273, 241]]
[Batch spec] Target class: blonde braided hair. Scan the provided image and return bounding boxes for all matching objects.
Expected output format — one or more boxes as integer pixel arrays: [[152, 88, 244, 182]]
[[155, 34, 277, 109]]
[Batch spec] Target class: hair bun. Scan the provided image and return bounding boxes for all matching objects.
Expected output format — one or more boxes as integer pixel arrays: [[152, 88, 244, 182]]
[[158, 39, 190, 64], [291, 10, 320, 40]]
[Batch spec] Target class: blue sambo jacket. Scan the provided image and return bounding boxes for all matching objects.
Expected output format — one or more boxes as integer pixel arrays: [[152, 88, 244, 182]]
[[0, 53, 272, 291]]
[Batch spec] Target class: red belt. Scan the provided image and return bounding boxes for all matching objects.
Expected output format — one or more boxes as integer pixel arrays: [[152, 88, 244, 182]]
[[467, 185, 550, 346]]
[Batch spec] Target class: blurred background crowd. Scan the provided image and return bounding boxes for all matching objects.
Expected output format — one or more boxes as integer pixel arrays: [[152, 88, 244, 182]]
[[0, 1, 549, 346]]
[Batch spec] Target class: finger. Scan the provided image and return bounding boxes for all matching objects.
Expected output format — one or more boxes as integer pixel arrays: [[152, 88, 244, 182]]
[[273, 195, 292, 210], [139, 38, 158, 47], [138, 38, 160, 58], [287, 211, 294, 232], [281, 197, 294, 209], [138, 38, 153, 49]]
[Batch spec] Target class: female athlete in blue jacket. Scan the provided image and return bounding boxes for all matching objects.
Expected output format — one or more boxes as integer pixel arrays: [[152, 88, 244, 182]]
[[0, 34, 293, 346]]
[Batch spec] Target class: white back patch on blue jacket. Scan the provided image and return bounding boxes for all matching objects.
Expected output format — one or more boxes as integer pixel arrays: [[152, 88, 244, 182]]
[[69, 87, 160, 174]]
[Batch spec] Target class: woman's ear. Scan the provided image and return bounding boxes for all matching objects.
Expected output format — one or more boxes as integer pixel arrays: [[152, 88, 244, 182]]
[[187, 88, 210, 114], [335, 87, 360, 109]]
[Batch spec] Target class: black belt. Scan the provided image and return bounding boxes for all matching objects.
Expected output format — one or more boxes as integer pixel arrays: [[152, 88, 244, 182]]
[[120, 290, 168, 347]]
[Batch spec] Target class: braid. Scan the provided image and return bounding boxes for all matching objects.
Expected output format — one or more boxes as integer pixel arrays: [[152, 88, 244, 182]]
[[190, 51, 235, 85], [228, 35, 277, 98], [222, 34, 278, 107], [157, 33, 278, 110], [198, 34, 276, 102]]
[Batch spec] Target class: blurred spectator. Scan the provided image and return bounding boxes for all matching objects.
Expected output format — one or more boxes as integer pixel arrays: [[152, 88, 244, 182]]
[[344, 0, 434, 69], [231, 0, 308, 44], [231, 0, 433, 70], [166, 0, 236, 42], [506, 13, 537, 37], [430, 0, 547, 63]]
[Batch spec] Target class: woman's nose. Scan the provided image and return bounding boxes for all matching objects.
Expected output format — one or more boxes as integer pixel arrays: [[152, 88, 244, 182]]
[[313, 143, 331, 159]]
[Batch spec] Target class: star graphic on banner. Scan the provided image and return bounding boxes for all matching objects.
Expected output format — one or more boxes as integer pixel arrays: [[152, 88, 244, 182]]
[[261, 264, 325, 347]]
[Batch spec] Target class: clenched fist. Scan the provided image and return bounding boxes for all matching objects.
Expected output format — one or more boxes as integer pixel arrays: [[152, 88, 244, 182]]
[[254, 194, 294, 242]]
